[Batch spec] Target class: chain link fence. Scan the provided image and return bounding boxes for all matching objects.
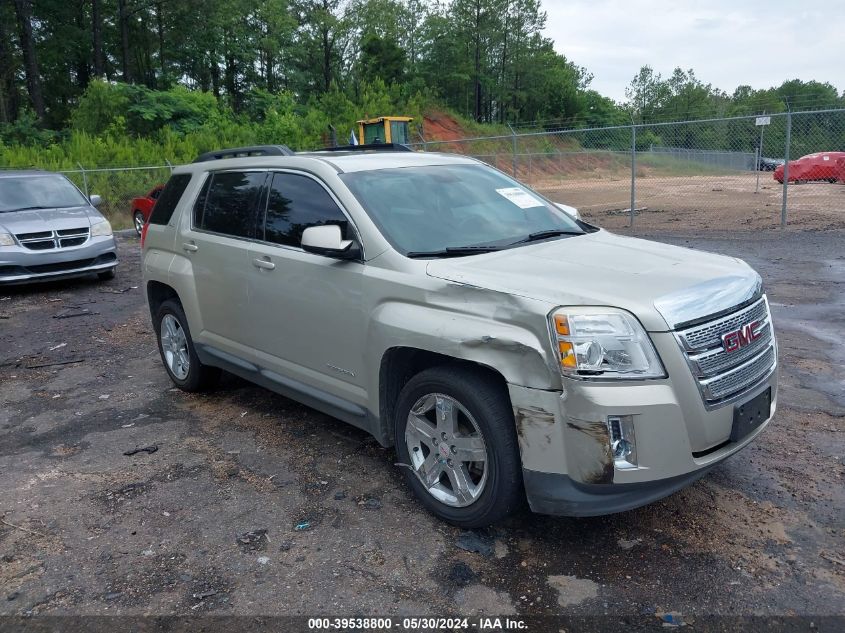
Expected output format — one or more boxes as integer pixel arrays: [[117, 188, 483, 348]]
[[59, 164, 174, 231], [413, 108, 845, 232], [19, 108, 845, 234]]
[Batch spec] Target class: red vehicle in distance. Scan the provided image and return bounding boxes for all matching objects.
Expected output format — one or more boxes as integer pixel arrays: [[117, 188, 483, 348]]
[[130, 184, 165, 235], [774, 152, 845, 184]]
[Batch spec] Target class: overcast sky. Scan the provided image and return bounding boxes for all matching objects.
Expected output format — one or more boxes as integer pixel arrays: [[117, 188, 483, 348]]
[[542, 0, 845, 103]]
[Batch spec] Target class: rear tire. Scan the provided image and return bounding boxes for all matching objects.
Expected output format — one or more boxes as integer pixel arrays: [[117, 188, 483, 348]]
[[133, 211, 145, 236], [154, 299, 220, 392], [394, 365, 523, 527]]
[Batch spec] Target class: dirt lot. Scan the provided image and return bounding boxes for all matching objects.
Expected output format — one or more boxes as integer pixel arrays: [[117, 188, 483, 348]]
[[1, 228, 843, 629], [539, 175, 845, 232]]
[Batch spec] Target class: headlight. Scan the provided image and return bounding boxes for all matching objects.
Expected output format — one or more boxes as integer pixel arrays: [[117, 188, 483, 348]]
[[90, 219, 113, 237], [0, 233, 15, 247], [549, 308, 665, 379]]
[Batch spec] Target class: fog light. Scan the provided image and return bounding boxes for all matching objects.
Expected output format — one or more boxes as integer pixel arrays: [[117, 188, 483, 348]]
[[607, 415, 637, 467], [612, 439, 633, 460]]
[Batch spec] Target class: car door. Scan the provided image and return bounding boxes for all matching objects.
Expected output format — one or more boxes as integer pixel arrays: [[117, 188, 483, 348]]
[[180, 169, 267, 351], [246, 171, 367, 405]]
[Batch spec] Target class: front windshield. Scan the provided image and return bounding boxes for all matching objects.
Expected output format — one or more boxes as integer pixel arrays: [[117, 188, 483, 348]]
[[0, 175, 89, 213], [340, 164, 584, 255]]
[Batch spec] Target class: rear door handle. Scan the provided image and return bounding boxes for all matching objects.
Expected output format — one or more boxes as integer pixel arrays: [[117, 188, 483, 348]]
[[182, 242, 198, 252], [252, 257, 275, 271]]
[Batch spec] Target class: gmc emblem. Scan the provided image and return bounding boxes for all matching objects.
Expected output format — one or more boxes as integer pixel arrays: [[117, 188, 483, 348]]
[[722, 321, 763, 353]]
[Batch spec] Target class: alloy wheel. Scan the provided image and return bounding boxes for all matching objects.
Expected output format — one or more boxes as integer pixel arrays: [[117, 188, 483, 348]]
[[405, 393, 488, 507], [160, 314, 190, 380]]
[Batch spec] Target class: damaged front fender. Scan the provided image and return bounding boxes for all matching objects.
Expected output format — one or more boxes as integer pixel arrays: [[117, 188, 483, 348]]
[[368, 282, 561, 391]]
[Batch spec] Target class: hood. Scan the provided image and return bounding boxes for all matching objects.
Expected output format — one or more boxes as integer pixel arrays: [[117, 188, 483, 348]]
[[0, 206, 99, 234], [426, 230, 760, 331]]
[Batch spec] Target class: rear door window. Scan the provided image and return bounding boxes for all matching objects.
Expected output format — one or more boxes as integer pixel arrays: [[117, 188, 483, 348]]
[[194, 171, 266, 239], [149, 174, 191, 225], [262, 173, 349, 247]]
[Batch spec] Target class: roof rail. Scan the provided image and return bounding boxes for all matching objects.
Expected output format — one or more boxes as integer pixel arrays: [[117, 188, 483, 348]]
[[193, 145, 295, 163], [316, 143, 414, 153]]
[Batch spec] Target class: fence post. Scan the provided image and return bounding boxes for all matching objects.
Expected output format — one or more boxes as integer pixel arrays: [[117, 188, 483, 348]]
[[165, 159, 174, 174], [630, 123, 637, 228], [755, 115, 765, 194], [77, 163, 89, 198], [559, 150, 563, 184], [781, 109, 792, 228], [507, 123, 517, 177]]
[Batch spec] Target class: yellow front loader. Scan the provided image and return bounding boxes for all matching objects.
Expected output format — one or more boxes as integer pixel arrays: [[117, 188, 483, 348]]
[[356, 116, 413, 145]]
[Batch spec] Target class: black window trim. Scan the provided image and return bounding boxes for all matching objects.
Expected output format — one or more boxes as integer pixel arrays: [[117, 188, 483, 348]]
[[255, 169, 365, 260], [188, 168, 270, 243]]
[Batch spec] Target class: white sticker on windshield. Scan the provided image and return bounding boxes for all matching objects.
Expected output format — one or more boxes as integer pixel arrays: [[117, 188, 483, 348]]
[[495, 187, 544, 209]]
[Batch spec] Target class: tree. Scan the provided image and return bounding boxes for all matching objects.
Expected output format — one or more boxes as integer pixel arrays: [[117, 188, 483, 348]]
[[91, 0, 105, 77], [118, 0, 132, 82], [0, 0, 842, 141], [0, 0, 21, 122], [359, 34, 406, 85], [295, 0, 349, 94], [11, 0, 45, 119]]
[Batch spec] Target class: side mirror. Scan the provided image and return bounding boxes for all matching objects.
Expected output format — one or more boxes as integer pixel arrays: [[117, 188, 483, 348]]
[[555, 202, 581, 220], [89, 194, 102, 208], [301, 225, 359, 260], [555, 202, 580, 220]]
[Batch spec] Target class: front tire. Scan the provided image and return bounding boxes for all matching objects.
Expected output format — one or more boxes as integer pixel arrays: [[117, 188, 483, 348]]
[[97, 268, 116, 281], [154, 299, 220, 392], [394, 365, 523, 527]]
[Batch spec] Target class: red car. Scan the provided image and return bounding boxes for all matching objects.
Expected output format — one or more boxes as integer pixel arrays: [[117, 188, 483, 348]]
[[774, 152, 845, 184], [130, 184, 164, 235]]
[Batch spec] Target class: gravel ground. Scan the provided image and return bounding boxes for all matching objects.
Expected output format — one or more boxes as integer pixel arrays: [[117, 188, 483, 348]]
[[0, 229, 843, 629], [537, 175, 845, 232]]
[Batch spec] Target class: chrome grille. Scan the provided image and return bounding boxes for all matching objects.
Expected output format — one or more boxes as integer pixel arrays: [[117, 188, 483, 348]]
[[15, 228, 89, 250], [679, 299, 769, 351], [701, 347, 776, 401], [675, 296, 776, 408]]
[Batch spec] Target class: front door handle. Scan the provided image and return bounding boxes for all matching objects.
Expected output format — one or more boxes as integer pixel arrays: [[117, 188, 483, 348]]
[[182, 242, 198, 252], [252, 257, 275, 271]]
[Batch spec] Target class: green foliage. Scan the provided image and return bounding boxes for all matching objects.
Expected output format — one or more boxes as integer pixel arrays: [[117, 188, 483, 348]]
[[0, 110, 60, 147], [72, 81, 223, 137], [360, 34, 406, 85], [70, 80, 131, 136], [0, 78, 439, 171]]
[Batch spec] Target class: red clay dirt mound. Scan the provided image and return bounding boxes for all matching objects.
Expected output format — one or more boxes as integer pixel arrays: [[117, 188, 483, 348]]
[[419, 110, 630, 184], [422, 111, 468, 142]]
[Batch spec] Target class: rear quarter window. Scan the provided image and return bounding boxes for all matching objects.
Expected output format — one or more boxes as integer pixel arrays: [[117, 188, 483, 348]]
[[149, 174, 192, 225]]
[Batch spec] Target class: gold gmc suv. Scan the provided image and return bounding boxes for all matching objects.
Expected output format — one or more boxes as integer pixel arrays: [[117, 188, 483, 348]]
[[141, 144, 778, 527]]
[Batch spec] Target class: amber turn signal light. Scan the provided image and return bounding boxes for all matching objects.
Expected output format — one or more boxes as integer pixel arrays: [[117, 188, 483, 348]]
[[558, 341, 577, 368], [554, 314, 570, 336]]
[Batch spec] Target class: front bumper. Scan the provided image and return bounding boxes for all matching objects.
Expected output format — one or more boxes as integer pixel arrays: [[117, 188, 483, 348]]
[[509, 364, 777, 517], [0, 235, 118, 284], [522, 466, 717, 517]]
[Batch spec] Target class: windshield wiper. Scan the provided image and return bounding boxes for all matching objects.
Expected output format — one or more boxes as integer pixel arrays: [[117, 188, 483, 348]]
[[509, 229, 583, 245], [2, 205, 53, 213], [406, 245, 502, 258]]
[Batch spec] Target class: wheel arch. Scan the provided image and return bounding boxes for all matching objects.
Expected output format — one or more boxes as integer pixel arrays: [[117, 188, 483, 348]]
[[146, 280, 180, 323], [377, 347, 511, 447]]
